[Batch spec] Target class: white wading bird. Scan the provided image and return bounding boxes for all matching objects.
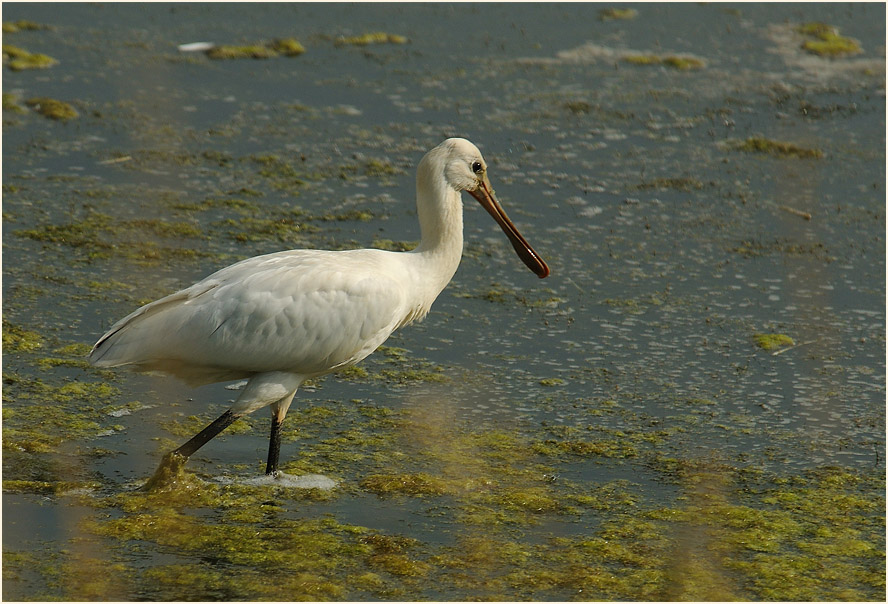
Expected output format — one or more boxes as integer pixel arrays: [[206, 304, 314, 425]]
[[89, 138, 549, 476]]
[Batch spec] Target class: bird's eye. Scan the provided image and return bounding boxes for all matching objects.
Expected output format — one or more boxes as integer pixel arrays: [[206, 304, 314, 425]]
[[471, 161, 483, 174]]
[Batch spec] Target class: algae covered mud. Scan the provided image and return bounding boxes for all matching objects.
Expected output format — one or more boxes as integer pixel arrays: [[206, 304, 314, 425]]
[[3, 3, 885, 600]]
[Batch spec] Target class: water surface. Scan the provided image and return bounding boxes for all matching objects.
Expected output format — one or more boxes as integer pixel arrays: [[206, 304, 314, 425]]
[[3, 3, 884, 600]]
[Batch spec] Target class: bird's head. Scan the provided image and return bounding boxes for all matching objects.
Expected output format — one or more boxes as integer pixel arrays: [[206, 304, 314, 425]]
[[433, 138, 550, 279]]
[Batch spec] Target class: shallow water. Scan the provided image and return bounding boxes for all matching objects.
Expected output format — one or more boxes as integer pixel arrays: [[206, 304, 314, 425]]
[[3, 3, 885, 601]]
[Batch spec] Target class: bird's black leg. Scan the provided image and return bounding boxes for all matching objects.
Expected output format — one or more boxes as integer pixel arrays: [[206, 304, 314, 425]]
[[173, 409, 239, 460], [265, 411, 283, 475], [143, 409, 240, 490]]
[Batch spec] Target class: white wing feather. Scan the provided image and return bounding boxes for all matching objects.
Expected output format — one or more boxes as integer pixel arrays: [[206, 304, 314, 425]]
[[89, 249, 416, 385]]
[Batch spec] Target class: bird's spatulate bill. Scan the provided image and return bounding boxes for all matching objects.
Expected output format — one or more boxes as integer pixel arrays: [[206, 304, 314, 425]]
[[469, 177, 550, 278]]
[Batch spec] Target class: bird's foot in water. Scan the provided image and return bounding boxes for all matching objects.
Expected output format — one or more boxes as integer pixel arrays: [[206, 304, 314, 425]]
[[141, 451, 192, 491]]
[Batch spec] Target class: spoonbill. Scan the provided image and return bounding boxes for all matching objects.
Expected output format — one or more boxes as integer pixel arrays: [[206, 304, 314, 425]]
[[89, 138, 549, 476]]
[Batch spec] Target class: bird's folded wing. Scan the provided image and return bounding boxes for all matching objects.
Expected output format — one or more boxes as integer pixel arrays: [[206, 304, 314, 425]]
[[88, 250, 412, 385]]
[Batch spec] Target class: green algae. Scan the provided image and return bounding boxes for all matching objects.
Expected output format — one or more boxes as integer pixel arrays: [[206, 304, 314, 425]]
[[25, 97, 77, 120], [623, 54, 705, 70], [215, 212, 317, 243], [362, 158, 400, 177], [119, 149, 208, 170], [92, 508, 361, 589], [474, 284, 514, 303], [529, 466, 883, 601], [602, 291, 667, 314], [206, 44, 279, 60], [564, 100, 592, 114], [206, 38, 306, 60], [35, 343, 96, 371], [378, 367, 447, 384], [623, 54, 661, 66], [371, 237, 417, 252], [803, 35, 860, 57], [271, 401, 402, 476], [248, 153, 311, 191], [730, 136, 824, 158], [634, 177, 704, 191], [2, 92, 26, 114], [532, 438, 638, 459], [140, 563, 343, 601], [3, 44, 58, 71], [662, 56, 706, 70], [336, 157, 403, 180], [568, 480, 638, 511], [332, 345, 447, 386], [15, 209, 209, 263], [317, 209, 375, 222], [364, 535, 431, 578], [3, 7, 883, 602], [16, 211, 115, 249], [250, 152, 301, 174], [3, 320, 44, 354], [487, 486, 560, 514], [9, 385, 882, 601], [361, 473, 447, 497], [454, 282, 564, 311], [269, 37, 306, 56], [3, 479, 99, 495], [125, 218, 203, 238], [753, 333, 795, 351], [3, 132, 880, 603], [336, 32, 408, 46], [86, 473, 379, 600], [731, 238, 834, 262], [674, 467, 885, 601], [2, 547, 132, 601], [2, 370, 128, 455], [2, 20, 50, 33], [797, 22, 861, 57], [10, 169, 373, 265], [599, 7, 638, 21]]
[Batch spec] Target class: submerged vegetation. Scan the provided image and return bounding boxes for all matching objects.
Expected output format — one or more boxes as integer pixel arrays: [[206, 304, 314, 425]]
[[728, 136, 824, 158], [205, 38, 305, 60], [335, 32, 409, 46], [797, 22, 862, 57], [268, 37, 307, 56], [752, 333, 795, 350], [753, 333, 795, 351], [2, 20, 51, 33], [24, 97, 78, 121], [623, 53, 705, 70], [598, 7, 638, 21], [2, 92, 26, 114], [4, 397, 883, 600], [206, 44, 278, 60], [633, 177, 704, 191], [14, 208, 205, 262], [3, 44, 58, 71], [203, 32, 407, 59]]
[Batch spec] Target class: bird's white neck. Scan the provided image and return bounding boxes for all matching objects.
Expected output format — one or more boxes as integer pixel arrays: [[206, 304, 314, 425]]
[[410, 166, 464, 297]]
